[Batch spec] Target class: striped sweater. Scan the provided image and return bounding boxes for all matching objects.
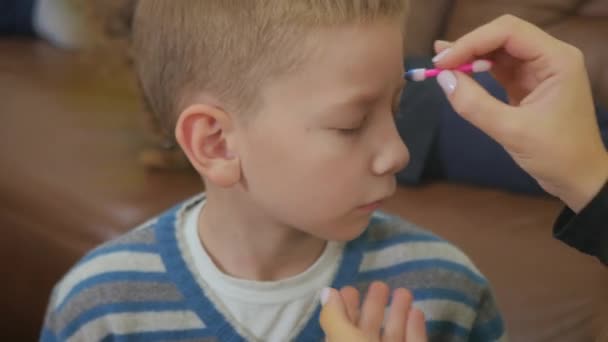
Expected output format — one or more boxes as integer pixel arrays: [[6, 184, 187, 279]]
[[41, 195, 506, 341]]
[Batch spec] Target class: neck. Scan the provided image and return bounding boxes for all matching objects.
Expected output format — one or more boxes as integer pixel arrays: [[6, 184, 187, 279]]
[[198, 189, 327, 281]]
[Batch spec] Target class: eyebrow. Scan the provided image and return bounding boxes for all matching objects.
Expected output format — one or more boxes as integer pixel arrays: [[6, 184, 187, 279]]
[[329, 80, 406, 114]]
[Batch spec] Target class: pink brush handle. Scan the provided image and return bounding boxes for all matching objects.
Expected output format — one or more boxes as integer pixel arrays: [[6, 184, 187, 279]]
[[456, 64, 475, 72], [424, 69, 442, 78], [424, 62, 482, 77]]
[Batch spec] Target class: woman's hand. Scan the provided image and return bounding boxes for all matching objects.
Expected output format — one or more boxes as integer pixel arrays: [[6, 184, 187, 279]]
[[433, 15, 608, 212], [319, 281, 427, 342]]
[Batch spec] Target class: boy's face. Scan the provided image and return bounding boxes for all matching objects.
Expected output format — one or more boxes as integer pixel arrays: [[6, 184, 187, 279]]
[[236, 20, 409, 241]]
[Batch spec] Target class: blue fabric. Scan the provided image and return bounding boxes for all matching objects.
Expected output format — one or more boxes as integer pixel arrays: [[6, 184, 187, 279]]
[[0, 0, 36, 35], [42, 195, 506, 341], [437, 72, 608, 194], [156, 205, 246, 342]]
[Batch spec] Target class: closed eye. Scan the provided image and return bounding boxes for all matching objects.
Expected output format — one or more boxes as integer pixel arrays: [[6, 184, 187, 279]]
[[336, 126, 362, 135], [335, 114, 368, 135]]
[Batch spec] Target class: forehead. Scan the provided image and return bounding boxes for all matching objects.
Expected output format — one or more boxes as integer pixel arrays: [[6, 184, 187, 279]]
[[312, 20, 405, 82], [261, 20, 405, 109]]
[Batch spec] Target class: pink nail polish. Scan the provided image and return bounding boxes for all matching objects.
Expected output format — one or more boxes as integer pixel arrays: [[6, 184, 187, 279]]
[[437, 70, 457, 95]]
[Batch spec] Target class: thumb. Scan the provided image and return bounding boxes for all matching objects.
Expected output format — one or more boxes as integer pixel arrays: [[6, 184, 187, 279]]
[[437, 70, 514, 141], [319, 288, 367, 341]]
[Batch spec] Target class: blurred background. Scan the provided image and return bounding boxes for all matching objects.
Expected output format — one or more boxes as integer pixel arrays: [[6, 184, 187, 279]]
[[1, 0, 607, 341]]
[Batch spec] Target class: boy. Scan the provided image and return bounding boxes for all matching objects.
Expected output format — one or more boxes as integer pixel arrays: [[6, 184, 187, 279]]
[[41, 1, 506, 341]]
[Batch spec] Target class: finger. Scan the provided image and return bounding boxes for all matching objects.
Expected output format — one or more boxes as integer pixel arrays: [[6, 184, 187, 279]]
[[359, 281, 390, 337], [434, 40, 452, 54], [405, 308, 428, 342], [436, 70, 514, 142], [434, 39, 514, 91], [319, 288, 367, 342], [340, 286, 361, 323], [383, 288, 412, 342], [433, 15, 560, 68]]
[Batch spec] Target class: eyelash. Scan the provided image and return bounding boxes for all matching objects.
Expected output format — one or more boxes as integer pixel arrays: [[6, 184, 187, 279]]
[[335, 105, 401, 136], [337, 126, 363, 135], [336, 115, 368, 136]]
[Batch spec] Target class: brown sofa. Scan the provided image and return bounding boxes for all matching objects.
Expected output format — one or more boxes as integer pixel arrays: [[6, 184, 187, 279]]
[[2, 1, 607, 341], [407, 0, 608, 108]]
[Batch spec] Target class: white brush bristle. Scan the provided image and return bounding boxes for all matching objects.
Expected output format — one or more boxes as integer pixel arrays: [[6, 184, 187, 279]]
[[472, 60, 493, 72], [411, 69, 427, 82]]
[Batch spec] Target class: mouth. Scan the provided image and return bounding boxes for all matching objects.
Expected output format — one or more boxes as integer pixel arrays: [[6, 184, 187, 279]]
[[357, 199, 385, 212]]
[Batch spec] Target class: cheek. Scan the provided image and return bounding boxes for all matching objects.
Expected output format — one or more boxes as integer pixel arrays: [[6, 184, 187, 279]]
[[281, 131, 368, 194], [241, 127, 368, 218]]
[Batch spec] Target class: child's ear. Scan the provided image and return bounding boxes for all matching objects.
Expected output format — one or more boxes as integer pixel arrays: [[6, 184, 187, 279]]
[[175, 104, 241, 187]]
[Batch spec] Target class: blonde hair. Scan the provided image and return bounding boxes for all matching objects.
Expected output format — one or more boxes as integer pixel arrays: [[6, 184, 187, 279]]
[[133, 0, 409, 135]]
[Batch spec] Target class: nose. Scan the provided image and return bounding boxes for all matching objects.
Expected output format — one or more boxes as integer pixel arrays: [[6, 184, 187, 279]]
[[371, 123, 410, 176]]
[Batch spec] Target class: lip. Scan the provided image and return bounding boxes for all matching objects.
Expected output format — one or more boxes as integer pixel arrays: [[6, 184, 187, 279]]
[[357, 200, 384, 212]]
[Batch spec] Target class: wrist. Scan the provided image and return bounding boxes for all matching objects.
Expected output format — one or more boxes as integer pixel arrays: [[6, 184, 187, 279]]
[[562, 153, 608, 213]]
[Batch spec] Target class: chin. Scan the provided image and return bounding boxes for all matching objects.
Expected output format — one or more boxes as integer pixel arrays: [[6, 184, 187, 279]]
[[323, 217, 371, 242]]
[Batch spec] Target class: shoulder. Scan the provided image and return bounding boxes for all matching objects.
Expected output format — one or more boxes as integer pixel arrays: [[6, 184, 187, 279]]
[[363, 211, 481, 277], [361, 211, 485, 285], [51, 218, 165, 303], [42, 212, 190, 340], [357, 211, 505, 340]]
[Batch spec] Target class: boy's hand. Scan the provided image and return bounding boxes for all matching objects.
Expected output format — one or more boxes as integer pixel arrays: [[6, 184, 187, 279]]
[[319, 282, 427, 342], [433, 15, 608, 212]]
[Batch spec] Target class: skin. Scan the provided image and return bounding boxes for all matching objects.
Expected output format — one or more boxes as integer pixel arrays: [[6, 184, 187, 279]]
[[434, 15, 608, 213], [320, 283, 427, 342], [175, 18, 408, 281], [319, 15, 608, 342]]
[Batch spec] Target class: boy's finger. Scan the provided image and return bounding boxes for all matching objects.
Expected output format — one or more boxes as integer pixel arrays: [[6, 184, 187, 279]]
[[433, 15, 559, 69], [405, 308, 428, 342], [437, 70, 514, 142], [383, 288, 412, 342], [339, 286, 361, 323], [319, 288, 366, 342], [358, 281, 390, 337]]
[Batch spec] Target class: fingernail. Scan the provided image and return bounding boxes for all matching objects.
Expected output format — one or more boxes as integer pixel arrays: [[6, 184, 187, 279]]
[[432, 47, 451, 63], [437, 70, 457, 95], [434, 40, 452, 51], [435, 39, 451, 46], [320, 287, 331, 306]]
